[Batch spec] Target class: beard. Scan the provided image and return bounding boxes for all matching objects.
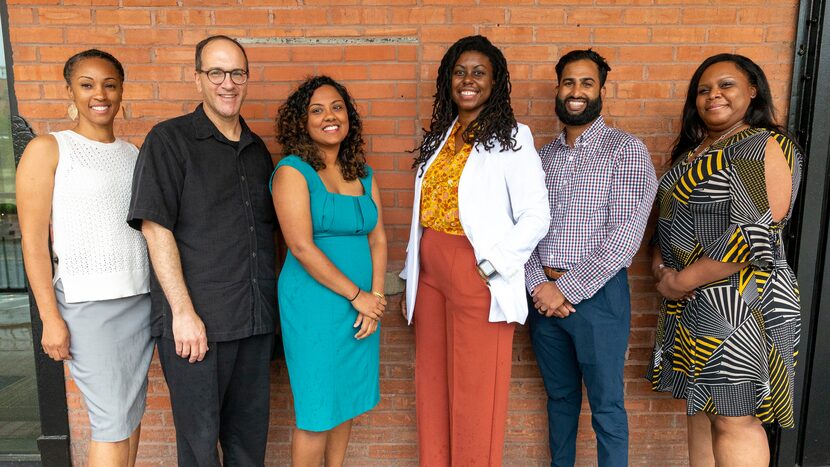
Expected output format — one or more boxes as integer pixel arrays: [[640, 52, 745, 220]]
[[555, 95, 603, 126]]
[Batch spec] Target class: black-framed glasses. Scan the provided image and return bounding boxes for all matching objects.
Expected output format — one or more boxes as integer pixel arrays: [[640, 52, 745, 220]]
[[197, 68, 248, 85]]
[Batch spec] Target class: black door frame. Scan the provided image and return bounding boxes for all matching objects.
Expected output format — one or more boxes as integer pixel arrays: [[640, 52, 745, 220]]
[[778, 0, 830, 465], [0, 1, 71, 465]]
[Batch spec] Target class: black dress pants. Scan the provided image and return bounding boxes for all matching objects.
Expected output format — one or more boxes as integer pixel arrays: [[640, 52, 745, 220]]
[[157, 332, 273, 467]]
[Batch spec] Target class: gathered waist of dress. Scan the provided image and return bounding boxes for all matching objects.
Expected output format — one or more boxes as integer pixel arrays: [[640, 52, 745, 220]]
[[313, 233, 370, 241], [311, 235, 371, 258]]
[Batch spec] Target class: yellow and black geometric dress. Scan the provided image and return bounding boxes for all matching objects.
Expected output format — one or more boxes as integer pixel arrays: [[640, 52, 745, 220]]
[[648, 128, 803, 427]]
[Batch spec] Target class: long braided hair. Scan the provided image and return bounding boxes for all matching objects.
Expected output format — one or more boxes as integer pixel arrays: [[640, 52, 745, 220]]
[[412, 35, 518, 175]]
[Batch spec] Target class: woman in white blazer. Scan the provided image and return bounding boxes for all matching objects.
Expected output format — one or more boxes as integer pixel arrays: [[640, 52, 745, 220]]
[[400, 35, 550, 466]]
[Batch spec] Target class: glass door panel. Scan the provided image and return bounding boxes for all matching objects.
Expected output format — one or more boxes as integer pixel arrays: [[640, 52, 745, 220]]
[[0, 12, 41, 460]]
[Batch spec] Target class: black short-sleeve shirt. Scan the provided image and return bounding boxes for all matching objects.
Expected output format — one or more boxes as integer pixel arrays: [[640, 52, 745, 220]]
[[128, 104, 277, 342]]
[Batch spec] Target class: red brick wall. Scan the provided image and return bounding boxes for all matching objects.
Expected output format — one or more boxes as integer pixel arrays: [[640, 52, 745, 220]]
[[9, 1, 799, 465]]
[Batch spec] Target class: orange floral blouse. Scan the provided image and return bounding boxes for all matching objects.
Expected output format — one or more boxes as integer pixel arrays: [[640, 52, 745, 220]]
[[420, 122, 473, 235]]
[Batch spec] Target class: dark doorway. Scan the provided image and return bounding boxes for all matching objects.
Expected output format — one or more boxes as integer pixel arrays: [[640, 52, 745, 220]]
[[0, 5, 41, 463], [777, 0, 830, 465], [0, 1, 70, 465]]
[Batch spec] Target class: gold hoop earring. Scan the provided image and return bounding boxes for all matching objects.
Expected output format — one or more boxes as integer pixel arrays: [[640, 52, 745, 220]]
[[67, 103, 78, 121]]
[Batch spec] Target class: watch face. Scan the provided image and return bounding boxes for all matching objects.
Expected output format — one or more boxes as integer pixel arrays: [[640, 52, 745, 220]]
[[479, 260, 496, 277]]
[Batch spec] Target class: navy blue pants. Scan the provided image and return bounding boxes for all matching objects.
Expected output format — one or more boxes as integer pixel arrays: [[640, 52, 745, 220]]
[[528, 269, 630, 467]]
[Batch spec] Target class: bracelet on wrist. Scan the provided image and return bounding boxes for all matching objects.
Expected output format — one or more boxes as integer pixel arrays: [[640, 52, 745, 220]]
[[348, 288, 360, 302], [371, 291, 384, 300]]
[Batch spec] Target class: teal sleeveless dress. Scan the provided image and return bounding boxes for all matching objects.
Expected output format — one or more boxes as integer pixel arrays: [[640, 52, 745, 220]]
[[272, 155, 380, 432]]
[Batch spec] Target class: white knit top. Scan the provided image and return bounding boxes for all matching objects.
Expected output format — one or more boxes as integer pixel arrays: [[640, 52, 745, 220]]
[[51, 130, 149, 303]]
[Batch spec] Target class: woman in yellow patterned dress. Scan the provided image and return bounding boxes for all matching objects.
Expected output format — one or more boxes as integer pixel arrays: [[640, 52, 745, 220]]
[[649, 54, 803, 467]]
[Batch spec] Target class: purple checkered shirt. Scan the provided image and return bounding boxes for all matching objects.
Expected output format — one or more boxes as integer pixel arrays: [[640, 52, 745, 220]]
[[524, 116, 657, 304]]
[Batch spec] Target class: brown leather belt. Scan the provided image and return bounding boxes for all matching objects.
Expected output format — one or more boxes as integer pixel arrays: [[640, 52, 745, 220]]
[[543, 267, 567, 281]]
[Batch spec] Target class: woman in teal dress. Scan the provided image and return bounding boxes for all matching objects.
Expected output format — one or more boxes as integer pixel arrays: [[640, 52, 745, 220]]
[[272, 75, 387, 467]]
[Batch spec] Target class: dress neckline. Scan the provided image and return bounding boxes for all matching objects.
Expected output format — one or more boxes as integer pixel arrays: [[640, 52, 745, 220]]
[[682, 127, 757, 166], [304, 158, 369, 198]]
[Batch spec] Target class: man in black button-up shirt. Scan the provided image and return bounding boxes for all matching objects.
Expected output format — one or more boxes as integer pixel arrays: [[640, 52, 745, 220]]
[[128, 35, 276, 466]]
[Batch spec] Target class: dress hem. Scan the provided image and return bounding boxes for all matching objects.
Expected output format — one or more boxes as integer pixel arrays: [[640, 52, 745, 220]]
[[294, 396, 381, 433]]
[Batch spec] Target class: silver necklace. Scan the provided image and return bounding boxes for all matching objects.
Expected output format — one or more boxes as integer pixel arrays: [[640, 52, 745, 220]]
[[687, 121, 746, 163]]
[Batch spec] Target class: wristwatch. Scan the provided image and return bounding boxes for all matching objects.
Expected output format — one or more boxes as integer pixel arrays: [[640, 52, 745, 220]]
[[476, 259, 497, 284]]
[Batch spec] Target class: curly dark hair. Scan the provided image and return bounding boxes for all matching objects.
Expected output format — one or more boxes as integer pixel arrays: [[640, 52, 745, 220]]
[[412, 35, 518, 174], [63, 49, 124, 85], [276, 75, 367, 180], [671, 53, 792, 163]]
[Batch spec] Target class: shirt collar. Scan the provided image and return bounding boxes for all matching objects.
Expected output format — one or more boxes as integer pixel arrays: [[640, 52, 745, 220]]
[[190, 103, 254, 149], [556, 115, 607, 149]]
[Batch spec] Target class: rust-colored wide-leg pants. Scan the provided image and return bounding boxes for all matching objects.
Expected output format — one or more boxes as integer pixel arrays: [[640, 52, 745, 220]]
[[414, 228, 515, 467]]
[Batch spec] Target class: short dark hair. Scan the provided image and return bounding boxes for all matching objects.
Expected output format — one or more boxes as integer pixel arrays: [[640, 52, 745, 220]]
[[555, 49, 612, 87], [276, 75, 367, 181], [671, 53, 788, 162], [195, 35, 249, 72], [63, 49, 124, 85]]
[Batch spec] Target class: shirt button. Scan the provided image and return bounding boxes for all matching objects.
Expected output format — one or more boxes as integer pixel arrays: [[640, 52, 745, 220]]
[[252, 278, 257, 284], [245, 201, 250, 206], [240, 175, 245, 181], [562, 180, 568, 185], [252, 252, 257, 258], [249, 226, 254, 232], [567, 157, 574, 162], [551, 229, 557, 234]]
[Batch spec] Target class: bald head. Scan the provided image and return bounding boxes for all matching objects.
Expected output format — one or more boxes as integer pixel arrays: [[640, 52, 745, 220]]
[[195, 35, 248, 73]]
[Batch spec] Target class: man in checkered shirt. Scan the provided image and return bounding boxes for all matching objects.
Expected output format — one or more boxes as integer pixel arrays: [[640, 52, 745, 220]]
[[524, 49, 657, 467]]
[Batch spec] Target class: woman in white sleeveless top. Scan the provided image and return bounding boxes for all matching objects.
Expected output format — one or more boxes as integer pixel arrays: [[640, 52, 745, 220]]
[[16, 49, 152, 467]]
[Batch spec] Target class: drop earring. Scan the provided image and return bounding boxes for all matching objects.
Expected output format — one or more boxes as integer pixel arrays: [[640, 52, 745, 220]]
[[67, 103, 78, 121]]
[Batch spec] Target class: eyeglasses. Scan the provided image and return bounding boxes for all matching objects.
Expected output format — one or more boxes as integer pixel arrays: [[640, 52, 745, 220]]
[[197, 68, 248, 85]]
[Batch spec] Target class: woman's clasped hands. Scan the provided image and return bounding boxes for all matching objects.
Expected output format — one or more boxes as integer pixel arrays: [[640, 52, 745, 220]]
[[352, 290, 386, 339], [654, 266, 696, 301]]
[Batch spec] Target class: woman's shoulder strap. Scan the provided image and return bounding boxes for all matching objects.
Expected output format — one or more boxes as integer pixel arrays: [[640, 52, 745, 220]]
[[275, 155, 320, 187], [360, 163, 373, 193]]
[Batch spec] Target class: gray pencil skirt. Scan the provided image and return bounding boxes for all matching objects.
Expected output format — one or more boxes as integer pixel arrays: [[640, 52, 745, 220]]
[[55, 279, 153, 442]]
